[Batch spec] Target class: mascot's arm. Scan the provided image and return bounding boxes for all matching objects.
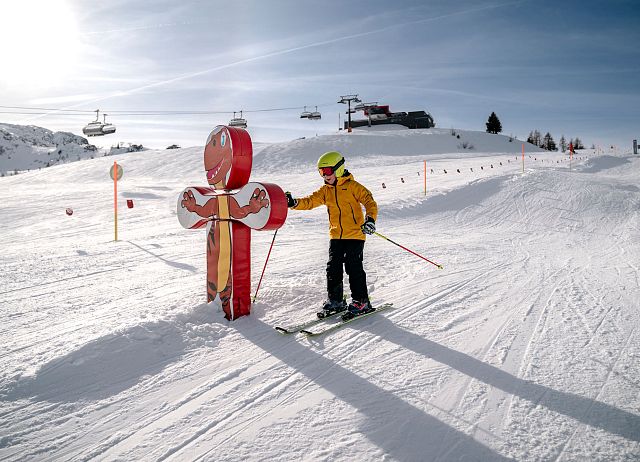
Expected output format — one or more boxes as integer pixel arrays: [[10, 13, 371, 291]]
[[182, 190, 219, 218], [229, 188, 269, 218]]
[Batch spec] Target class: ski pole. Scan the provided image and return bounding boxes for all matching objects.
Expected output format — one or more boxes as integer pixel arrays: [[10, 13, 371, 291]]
[[373, 231, 443, 269], [252, 229, 279, 303]]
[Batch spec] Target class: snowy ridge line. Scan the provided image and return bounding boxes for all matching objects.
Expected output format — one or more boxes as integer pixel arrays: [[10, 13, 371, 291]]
[[253, 128, 546, 171]]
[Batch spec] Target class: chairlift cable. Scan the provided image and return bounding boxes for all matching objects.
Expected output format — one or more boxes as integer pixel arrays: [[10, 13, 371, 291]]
[[0, 102, 336, 116]]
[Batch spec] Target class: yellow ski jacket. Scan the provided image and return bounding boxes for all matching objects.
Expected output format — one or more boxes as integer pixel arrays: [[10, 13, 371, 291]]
[[293, 172, 377, 240]]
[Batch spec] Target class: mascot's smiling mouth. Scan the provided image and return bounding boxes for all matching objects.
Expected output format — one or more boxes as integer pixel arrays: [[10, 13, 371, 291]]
[[207, 158, 224, 181]]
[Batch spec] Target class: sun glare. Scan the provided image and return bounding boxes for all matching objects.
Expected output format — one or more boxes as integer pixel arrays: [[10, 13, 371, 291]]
[[0, 0, 81, 89]]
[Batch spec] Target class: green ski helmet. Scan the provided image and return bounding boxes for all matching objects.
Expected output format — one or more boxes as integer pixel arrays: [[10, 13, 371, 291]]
[[317, 151, 345, 177]]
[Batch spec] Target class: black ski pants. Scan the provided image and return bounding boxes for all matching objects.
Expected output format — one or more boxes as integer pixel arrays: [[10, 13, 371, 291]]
[[327, 239, 369, 303]]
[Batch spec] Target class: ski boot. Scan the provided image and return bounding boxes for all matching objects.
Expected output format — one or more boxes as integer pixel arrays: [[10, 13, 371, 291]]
[[317, 299, 347, 319], [341, 300, 375, 321]]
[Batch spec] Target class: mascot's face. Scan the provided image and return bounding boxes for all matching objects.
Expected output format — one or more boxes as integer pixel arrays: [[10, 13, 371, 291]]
[[204, 126, 233, 186]]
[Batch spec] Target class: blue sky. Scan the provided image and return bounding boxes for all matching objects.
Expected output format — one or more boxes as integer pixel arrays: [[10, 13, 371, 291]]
[[1, 0, 639, 149]]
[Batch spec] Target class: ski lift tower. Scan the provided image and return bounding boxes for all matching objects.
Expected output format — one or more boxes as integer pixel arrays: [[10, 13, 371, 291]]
[[338, 94, 361, 132]]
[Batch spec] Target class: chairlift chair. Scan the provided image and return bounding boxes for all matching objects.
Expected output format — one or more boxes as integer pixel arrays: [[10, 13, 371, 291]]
[[82, 109, 105, 137], [308, 106, 321, 120], [300, 106, 312, 119], [101, 113, 116, 135], [228, 111, 248, 128]]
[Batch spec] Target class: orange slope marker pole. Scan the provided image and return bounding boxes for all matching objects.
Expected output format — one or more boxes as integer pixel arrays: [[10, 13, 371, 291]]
[[114, 161, 118, 241], [424, 160, 427, 196]]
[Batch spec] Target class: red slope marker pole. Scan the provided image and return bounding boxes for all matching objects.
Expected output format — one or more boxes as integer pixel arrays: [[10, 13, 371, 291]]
[[252, 229, 279, 303], [374, 232, 443, 269]]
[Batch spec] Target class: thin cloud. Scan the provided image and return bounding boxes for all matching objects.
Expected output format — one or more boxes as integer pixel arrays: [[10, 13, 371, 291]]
[[55, 1, 527, 110]]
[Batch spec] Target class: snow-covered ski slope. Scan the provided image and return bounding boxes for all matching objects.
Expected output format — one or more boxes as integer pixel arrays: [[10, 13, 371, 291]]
[[1, 128, 639, 461]]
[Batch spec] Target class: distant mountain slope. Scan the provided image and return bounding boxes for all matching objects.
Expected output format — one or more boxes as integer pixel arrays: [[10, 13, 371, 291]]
[[0, 123, 100, 174]]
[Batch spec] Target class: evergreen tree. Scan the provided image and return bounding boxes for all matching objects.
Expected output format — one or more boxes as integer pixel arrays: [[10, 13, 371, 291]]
[[543, 132, 557, 151], [527, 130, 542, 147], [485, 112, 502, 134], [573, 137, 584, 149], [559, 135, 567, 153], [527, 131, 535, 145]]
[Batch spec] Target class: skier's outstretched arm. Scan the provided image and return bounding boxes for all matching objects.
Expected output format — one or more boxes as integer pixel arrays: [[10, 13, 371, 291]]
[[288, 188, 326, 210]]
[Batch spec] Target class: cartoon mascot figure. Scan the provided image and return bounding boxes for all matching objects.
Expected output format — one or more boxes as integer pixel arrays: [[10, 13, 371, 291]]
[[177, 125, 287, 320]]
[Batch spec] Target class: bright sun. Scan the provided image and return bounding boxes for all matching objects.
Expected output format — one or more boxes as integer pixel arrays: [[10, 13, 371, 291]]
[[0, 0, 81, 89]]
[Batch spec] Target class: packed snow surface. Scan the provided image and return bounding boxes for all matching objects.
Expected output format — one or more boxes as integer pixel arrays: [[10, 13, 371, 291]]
[[1, 128, 639, 461]]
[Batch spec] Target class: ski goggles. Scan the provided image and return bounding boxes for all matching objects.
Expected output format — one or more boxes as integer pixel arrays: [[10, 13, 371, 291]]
[[318, 158, 344, 176], [318, 166, 335, 176]]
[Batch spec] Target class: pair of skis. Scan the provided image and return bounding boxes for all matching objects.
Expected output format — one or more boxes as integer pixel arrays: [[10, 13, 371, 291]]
[[275, 303, 393, 337]]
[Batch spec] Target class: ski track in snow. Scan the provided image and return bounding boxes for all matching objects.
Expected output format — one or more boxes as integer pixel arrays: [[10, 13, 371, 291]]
[[1, 134, 639, 461]]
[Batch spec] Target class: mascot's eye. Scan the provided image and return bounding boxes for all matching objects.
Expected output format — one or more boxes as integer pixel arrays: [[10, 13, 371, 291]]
[[221, 132, 226, 147]]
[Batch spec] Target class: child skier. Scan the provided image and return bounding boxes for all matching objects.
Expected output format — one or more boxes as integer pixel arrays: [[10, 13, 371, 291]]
[[285, 151, 377, 320]]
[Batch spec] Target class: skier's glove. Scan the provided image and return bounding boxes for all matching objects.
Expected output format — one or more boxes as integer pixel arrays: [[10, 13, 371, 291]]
[[285, 191, 298, 208], [361, 216, 376, 235]]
